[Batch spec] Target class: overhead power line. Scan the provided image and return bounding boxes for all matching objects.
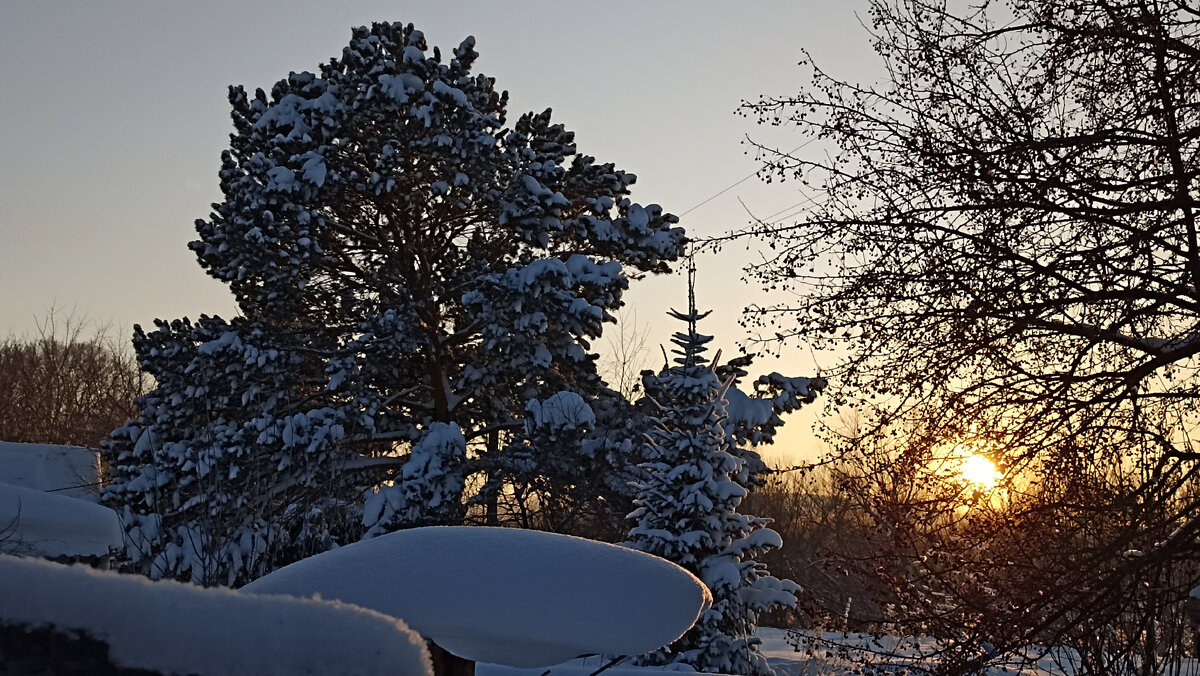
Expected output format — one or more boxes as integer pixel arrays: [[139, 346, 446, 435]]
[[679, 174, 758, 217], [677, 138, 817, 218]]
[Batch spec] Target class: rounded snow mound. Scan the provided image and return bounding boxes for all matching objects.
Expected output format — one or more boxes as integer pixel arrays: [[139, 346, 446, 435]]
[[0, 554, 431, 675], [243, 526, 711, 667], [0, 481, 124, 558]]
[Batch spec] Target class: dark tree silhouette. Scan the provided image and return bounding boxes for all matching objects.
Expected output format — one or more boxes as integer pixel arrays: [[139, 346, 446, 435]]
[[0, 311, 146, 449], [741, 0, 1200, 672]]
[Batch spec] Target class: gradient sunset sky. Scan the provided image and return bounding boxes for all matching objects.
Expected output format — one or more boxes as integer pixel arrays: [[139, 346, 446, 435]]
[[0, 1, 879, 461]]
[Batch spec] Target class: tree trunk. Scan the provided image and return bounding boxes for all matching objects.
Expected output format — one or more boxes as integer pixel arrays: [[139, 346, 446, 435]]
[[427, 640, 474, 676], [485, 431, 500, 526]]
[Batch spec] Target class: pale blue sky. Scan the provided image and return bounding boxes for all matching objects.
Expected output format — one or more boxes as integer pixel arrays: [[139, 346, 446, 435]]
[[0, 1, 877, 461]]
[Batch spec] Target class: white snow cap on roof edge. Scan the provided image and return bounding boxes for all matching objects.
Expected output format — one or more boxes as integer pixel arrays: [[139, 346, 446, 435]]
[[0, 554, 432, 676], [243, 526, 711, 667]]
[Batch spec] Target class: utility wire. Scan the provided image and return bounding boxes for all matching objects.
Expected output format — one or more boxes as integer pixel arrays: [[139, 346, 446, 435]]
[[46, 481, 105, 492], [679, 174, 758, 217], [760, 187, 826, 224], [677, 138, 817, 218]]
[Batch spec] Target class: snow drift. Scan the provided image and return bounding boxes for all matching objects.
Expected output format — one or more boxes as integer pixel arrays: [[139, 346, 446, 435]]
[[0, 481, 123, 558]]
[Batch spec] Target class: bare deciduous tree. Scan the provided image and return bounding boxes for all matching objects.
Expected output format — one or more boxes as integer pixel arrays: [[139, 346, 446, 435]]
[[0, 309, 148, 448], [739, 0, 1200, 671], [598, 306, 652, 399]]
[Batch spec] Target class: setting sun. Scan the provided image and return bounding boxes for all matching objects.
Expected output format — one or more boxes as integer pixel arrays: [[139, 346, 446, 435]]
[[959, 454, 1000, 489]]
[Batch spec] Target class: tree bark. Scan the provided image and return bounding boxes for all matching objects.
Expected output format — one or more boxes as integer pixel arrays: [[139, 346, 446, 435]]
[[485, 431, 499, 527]]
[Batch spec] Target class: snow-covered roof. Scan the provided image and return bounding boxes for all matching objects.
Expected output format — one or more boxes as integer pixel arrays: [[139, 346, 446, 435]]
[[0, 441, 102, 501], [243, 526, 711, 668], [0, 554, 432, 676], [0, 481, 123, 558]]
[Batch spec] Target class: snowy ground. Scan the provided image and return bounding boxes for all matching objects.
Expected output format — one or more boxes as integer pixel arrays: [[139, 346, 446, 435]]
[[761, 628, 1200, 676], [482, 628, 1200, 676], [474, 630, 905, 676]]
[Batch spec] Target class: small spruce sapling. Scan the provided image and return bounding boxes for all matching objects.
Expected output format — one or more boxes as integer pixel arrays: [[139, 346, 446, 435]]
[[626, 262, 821, 676]]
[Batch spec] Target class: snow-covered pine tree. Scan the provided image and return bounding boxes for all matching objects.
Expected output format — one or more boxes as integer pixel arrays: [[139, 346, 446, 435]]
[[719, 359, 826, 487], [479, 388, 645, 538], [104, 22, 684, 585], [508, 391, 598, 530], [104, 316, 367, 585], [626, 264, 820, 676]]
